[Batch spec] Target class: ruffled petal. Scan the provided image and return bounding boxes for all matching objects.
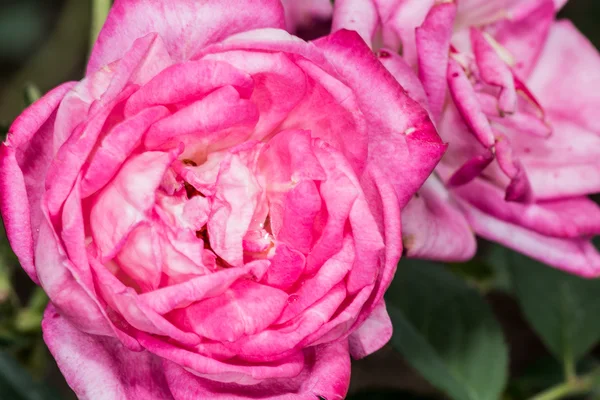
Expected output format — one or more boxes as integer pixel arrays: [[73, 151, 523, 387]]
[[455, 0, 522, 28], [377, 49, 430, 114], [471, 28, 517, 114], [489, 0, 555, 78], [43, 305, 173, 400], [528, 21, 600, 137], [125, 59, 254, 116], [332, 0, 379, 47], [90, 151, 177, 259], [201, 51, 308, 141], [144, 86, 259, 153], [138, 260, 270, 314], [45, 85, 138, 216], [88, 0, 285, 74], [348, 300, 392, 359], [458, 198, 600, 278], [138, 332, 305, 383], [454, 178, 600, 239], [208, 152, 262, 266], [169, 280, 288, 342], [36, 219, 113, 337], [447, 58, 496, 148], [402, 176, 476, 261], [81, 106, 170, 197], [352, 164, 402, 325], [163, 341, 350, 399], [416, 1, 456, 121], [0, 82, 76, 282], [377, 0, 435, 65], [313, 29, 446, 208]]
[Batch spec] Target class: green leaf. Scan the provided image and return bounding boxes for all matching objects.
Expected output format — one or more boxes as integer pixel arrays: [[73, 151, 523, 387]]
[[23, 83, 41, 107], [508, 356, 599, 398], [0, 351, 61, 400], [15, 288, 48, 333], [509, 250, 600, 366], [386, 259, 508, 400], [90, 0, 113, 57], [480, 242, 513, 294]]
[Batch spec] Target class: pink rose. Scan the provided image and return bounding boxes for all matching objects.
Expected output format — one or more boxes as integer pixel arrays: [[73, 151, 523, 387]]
[[334, 0, 600, 277], [0, 0, 444, 398]]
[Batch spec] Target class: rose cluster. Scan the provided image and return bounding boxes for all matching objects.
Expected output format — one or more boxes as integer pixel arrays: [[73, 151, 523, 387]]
[[2, 0, 600, 398], [0, 0, 443, 398]]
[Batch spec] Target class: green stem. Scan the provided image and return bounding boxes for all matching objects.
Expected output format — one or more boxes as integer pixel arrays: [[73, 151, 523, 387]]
[[89, 0, 112, 54], [563, 354, 577, 383], [529, 372, 598, 400]]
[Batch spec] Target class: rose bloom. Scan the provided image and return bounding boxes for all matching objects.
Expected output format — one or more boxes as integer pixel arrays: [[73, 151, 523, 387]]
[[0, 0, 444, 398], [333, 0, 600, 277]]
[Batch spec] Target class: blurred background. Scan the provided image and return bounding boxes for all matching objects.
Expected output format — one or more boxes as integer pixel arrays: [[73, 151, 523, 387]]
[[1, 1, 600, 399]]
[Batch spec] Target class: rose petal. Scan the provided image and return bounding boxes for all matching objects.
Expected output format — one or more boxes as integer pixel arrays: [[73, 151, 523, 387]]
[[459, 197, 600, 278], [115, 223, 162, 291], [43, 305, 172, 400], [528, 20, 600, 135], [402, 176, 476, 261], [376, 0, 436, 64], [144, 86, 259, 155], [125, 59, 254, 116], [455, 178, 600, 239], [90, 151, 176, 259], [45, 85, 137, 216], [455, 0, 522, 28], [447, 57, 496, 148], [162, 341, 350, 399], [138, 333, 305, 383], [447, 149, 495, 187], [0, 82, 75, 282], [206, 283, 348, 360], [276, 180, 322, 255], [169, 280, 288, 342], [416, 1, 456, 121], [208, 153, 262, 266], [89, 256, 201, 346], [280, 236, 355, 323], [332, 0, 379, 47], [36, 220, 113, 337], [263, 244, 306, 291], [313, 29, 445, 208], [350, 163, 401, 331], [378, 49, 430, 115], [280, 60, 369, 174], [139, 260, 270, 314], [81, 105, 170, 197], [348, 300, 393, 359], [471, 28, 517, 113], [88, 0, 285, 74], [201, 51, 308, 141], [489, 0, 555, 78]]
